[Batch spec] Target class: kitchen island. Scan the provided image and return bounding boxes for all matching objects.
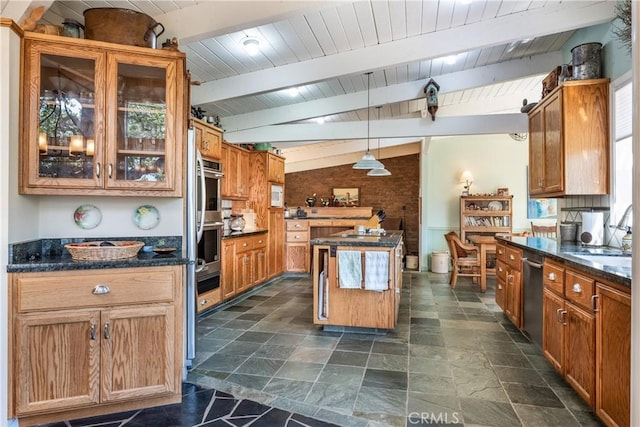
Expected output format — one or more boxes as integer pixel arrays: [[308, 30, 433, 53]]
[[310, 230, 403, 330]]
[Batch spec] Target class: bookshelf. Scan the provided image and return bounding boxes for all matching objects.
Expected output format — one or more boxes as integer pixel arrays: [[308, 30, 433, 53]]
[[460, 195, 513, 242]]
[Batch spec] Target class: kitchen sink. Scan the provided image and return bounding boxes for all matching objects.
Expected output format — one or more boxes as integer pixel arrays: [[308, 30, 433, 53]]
[[569, 253, 632, 269]]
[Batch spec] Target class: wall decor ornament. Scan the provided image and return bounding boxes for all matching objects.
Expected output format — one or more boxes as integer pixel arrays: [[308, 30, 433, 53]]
[[424, 78, 440, 121]]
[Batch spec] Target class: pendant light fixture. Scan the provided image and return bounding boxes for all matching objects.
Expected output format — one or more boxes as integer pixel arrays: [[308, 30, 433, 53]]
[[353, 72, 384, 170], [367, 106, 391, 176]]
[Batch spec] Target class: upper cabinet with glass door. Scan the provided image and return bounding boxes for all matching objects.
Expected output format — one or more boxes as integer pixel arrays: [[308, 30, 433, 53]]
[[20, 33, 185, 196]]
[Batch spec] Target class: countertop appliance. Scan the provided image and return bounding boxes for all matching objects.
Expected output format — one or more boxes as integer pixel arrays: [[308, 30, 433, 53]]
[[580, 211, 604, 246], [522, 250, 544, 347]]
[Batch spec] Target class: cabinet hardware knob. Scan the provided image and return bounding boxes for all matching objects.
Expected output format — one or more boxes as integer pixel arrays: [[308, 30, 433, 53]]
[[509, 254, 515, 260], [548, 272, 556, 281], [498, 267, 503, 272], [243, 243, 248, 247], [498, 284, 502, 290], [572, 283, 582, 293], [104, 322, 110, 339], [92, 284, 111, 295], [200, 299, 207, 305], [498, 249, 503, 255], [90, 323, 96, 340]]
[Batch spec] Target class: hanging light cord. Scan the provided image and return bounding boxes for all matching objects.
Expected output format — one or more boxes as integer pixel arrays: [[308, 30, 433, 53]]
[[366, 72, 371, 151]]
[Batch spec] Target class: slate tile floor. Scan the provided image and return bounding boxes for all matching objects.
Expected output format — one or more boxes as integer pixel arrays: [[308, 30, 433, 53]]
[[41, 272, 604, 427]]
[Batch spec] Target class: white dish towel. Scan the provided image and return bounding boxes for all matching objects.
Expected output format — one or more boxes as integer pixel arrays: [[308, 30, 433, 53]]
[[364, 251, 389, 291], [338, 250, 362, 289]]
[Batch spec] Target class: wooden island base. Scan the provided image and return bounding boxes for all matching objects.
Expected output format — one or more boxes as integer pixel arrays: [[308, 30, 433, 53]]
[[311, 231, 403, 330]]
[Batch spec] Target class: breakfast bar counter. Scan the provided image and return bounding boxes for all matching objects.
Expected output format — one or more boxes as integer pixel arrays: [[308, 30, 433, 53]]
[[310, 231, 403, 330]]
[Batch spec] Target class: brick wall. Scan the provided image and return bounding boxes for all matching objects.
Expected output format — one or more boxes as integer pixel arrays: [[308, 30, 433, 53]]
[[284, 154, 420, 254]]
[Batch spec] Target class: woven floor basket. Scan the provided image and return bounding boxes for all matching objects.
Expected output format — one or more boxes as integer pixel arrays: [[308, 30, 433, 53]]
[[65, 241, 144, 261]]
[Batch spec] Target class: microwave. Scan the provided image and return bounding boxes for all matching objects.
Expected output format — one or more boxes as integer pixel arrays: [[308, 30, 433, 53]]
[[271, 184, 284, 207]]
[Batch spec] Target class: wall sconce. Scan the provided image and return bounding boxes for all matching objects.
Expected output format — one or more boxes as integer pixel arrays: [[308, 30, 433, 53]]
[[459, 170, 473, 195], [69, 134, 84, 156]]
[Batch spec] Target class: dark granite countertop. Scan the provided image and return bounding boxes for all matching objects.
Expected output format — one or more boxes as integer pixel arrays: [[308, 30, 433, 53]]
[[497, 236, 631, 288], [7, 236, 186, 273], [310, 230, 403, 248], [222, 229, 268, 239]]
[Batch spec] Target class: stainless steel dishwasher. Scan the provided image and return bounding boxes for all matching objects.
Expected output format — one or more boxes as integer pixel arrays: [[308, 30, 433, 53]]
[[522, 250, 544, 347]]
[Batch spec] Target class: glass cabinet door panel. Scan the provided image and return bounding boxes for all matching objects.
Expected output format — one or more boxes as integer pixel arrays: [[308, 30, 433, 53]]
[[24, 41, 105, 190], [111, 59, 173, 188]]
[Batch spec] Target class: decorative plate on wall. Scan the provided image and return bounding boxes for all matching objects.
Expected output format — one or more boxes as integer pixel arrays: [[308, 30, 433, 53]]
[[134, 205, 160, 230], [73, 204, 102, 229]]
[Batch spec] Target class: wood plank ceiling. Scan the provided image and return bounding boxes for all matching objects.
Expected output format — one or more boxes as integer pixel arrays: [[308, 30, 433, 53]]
[[23, 0, 615, 169]]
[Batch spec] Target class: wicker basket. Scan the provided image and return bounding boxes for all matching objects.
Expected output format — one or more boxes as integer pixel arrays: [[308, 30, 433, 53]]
[[65, 241, 144, 261]]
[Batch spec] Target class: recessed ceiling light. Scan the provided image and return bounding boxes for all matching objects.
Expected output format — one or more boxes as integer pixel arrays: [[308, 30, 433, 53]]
[[286, 87, 300, 97], [442, 55, 456, 65], [242, 37, 261, 55]]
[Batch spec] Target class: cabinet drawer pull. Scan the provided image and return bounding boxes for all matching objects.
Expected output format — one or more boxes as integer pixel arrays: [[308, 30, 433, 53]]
[[200, 299, 208, 305], [108, 163, 113, 179], [591, 294, 599, 312], [295, 235, 301, 239], [96, 162, 101, 178], [571, 283, 582, 293], [243, 242, 248, 247], [497, 284, 503, 290], [556, 308, 562, 323], [548, 272, 556, 281], [258, 239, 263, 244], [509, 254, 515, 260], [498, 267, 503, 272], [295, 224, 301, 228], [92, 284, 111, 295], [90, 323, 96, 340], [559, 310, 567, 325], [104, 322, 110, 339], [498, 249, 503, 255]]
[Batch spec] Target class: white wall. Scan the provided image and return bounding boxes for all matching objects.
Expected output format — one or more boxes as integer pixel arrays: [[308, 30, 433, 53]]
[[36, 197, 184, 239], [422, 133, 533, 268]]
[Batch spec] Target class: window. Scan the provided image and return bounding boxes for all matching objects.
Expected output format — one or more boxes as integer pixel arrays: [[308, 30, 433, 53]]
[[612, 76, 632, 226]]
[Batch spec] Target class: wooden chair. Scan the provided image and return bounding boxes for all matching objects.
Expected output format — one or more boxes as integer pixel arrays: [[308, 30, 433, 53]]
[[531, 222, 557, 239], [444, 232, 481, 289]]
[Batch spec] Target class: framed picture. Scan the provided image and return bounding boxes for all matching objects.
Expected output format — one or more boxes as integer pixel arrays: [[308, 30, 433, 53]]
[[497, 187, 509, 196], [333, 187, 359, 206]]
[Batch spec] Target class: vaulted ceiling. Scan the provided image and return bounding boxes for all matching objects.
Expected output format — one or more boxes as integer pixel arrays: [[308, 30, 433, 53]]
[[4, 1, 616, 171]]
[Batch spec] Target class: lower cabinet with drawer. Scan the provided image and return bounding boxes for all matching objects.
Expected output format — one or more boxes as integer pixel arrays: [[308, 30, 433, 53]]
[[8, 265, 184, 426], [285, 220, 310, 272], [542, 260, 596, 407], [494, 242, 522, 328], [222, 233, 268, 299]]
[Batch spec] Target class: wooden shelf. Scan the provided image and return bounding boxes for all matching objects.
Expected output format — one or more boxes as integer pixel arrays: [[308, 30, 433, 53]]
[[460, 195, 513, 242]]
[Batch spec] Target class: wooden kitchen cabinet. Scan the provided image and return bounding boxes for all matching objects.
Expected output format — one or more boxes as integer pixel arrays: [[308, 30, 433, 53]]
[[542, 261, 596, 407], [9, 266, 183, 424], [267, 154, 285, 183], [193, 118, 222, 160], [221, 239, 236, 300], [495, 243, 522, 328], [285, 220, 310, 272], [268, 209, 284, 278], [528, 79, 609, 197], [221, 142, 250, 200], [595, 283, 630, 427], [20, 33, 185, 197], [226, 234, 268, 296]]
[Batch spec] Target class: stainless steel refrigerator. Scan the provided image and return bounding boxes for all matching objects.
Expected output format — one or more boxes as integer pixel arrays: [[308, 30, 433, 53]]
[[184, 128, 201, 371]]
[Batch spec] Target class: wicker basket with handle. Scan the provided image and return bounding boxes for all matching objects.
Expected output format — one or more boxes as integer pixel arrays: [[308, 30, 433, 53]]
[[65, 241, 144, 261]]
